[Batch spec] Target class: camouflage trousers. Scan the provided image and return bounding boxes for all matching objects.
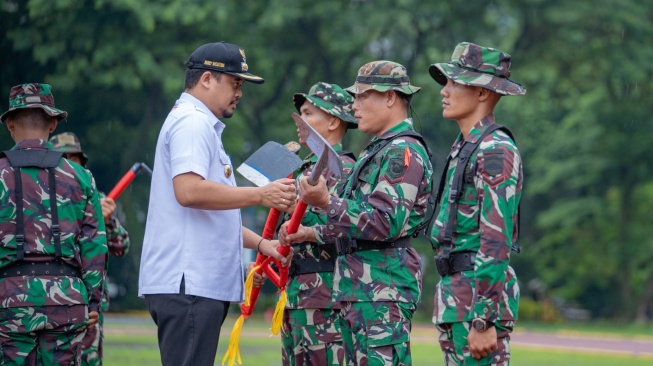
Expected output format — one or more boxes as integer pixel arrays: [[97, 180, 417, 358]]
[[0, 304, 87, 366], [435, 321, 513, 365], [281, 307, 344, 366], [340, 301, 416, 366], [80, 311, 104, 366]]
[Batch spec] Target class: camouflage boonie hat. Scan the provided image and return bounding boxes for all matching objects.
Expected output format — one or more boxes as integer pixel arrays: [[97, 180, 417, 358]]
[[1, 83, 68, 123], [50, 132, 89, 166], [293, 82, 357, 128], [429, 42, 526, 96], [345, 60, 421, 96]]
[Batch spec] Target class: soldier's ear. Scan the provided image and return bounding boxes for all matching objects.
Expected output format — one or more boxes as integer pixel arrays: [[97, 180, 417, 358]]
[[386, 90, 398, 107], [478, 87, 491, 101], [327, 116, 341, 131], [48, 118, 58, 133]]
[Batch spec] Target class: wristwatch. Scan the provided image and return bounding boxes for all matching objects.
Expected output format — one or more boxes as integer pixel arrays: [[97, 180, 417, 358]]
[[472, 318, 494, 332]]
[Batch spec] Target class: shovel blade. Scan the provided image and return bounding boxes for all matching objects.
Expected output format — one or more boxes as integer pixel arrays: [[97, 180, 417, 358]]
[[237, 141, 303, 186]]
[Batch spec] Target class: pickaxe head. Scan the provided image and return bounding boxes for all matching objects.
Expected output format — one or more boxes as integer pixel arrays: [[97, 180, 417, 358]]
[[291, 113, 343, 183]]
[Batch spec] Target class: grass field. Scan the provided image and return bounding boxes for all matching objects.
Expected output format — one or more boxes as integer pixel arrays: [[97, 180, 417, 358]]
[[103, 313, 653, 365]]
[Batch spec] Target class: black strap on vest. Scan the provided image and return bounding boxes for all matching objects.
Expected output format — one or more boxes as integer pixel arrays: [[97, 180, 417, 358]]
[[343, 130, 434, 238], [433, 124, 521, 259], [335, 150, 356, 197], [2, 150, 64, 260]]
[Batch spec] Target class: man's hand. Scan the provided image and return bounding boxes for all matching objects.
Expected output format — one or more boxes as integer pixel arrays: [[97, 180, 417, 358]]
[[100, 197, 116, 222], [246, 262, 266, 288], [298, 175, 330, 209], [278, 221, 316, 245], [259, 239, 293, 267], [260, 178, 296, 211], [467, 326, 498, 360], [87, 311, 99, 330]]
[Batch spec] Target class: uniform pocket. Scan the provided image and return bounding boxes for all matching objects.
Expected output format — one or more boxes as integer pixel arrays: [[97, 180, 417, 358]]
[[366, 319, 410, 364]]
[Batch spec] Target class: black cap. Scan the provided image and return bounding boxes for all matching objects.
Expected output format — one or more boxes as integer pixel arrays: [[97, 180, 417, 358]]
[[185, 42, 265, 84]]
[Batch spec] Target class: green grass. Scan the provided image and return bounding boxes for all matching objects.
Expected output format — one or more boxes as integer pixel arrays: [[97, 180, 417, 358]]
[[103, 314, 653, 366]]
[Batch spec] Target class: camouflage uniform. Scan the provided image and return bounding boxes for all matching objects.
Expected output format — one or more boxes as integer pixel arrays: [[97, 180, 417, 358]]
[[0, 84, 107, 366], [282, 82, 357, 366], [50, 132, 131, 366], [428, 43, 525, 365], [310, 62, 433, 366]]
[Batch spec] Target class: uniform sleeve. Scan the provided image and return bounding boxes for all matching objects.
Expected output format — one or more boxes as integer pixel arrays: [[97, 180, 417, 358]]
[[106, 215, 130, 257], [471, 143, 522, 323], [316, 142, 428, 243], [79, 174, 108, 312]]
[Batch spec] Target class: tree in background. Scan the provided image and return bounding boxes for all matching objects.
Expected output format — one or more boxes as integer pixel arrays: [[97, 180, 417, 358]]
[[2, 0, 652, 321]]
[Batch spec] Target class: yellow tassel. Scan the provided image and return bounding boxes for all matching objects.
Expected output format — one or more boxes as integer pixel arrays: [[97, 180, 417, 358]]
[[221, 314, 244, 366], [270, 290, 287, 335], [243, 264, 262, 307]]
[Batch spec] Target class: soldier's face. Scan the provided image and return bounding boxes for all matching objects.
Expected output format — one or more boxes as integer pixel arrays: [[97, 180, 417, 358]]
[[352, 89, 387, 137], [64, 153, 84, 166], [298, 102, 333, 146], [206, 72, 243, 119], [440, 79, 480, 122]]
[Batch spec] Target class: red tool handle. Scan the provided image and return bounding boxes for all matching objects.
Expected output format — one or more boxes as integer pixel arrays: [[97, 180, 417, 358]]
[[286, 201, 308, 234], [107, 163, 142, 200]]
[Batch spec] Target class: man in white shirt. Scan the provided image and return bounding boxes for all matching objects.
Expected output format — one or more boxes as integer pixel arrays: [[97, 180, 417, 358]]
[[139, 41, 296, 366]]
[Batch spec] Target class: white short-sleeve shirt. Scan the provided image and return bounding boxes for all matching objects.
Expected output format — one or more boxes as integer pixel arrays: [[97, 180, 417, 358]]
[[138, 92, 244, 302]]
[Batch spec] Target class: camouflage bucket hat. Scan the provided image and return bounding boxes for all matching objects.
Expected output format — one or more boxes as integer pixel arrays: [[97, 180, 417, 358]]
[[428, 42, 526, 96], [50, 132, 88, 166], [0, 83, 68, 123], [293, 82, 357, 128], [345, 61, 421, 96]]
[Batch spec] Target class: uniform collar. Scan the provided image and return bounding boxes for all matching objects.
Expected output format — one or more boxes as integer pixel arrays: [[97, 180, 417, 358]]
[[179, 92, 225, 134], [449, 114, 496, 159], [12, 139, 53, 151], [373, 118, 414, 143], [459, 113, 496, 145]]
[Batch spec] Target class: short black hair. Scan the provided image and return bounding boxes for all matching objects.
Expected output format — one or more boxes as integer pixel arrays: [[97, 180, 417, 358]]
[[184, 69, 223, 90], [8, 108, 52, 129]]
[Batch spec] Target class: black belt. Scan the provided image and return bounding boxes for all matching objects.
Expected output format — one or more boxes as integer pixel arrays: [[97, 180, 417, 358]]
[[289, 257, 336, 277], [1, 261, 81, 278], [335, 236, 411, 256], [434, 251, 476, 276]]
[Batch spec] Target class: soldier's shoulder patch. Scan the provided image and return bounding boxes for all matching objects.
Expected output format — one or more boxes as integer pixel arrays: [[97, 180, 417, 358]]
[[481, 151, 505, 188], [383, 149, 405, 184]]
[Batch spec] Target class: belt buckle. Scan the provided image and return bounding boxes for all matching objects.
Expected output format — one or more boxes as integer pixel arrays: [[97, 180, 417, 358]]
[[335, 238, 352, 256]]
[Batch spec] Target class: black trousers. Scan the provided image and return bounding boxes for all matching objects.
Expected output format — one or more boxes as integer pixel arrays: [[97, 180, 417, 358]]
[[144, 277, 230, 366]]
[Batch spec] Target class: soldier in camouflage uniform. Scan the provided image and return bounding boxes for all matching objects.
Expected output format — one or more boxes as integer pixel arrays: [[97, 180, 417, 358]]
[[50, 131, 130, 366], [280, 62, 433, 366], [427, 42, 525, 365], [279, 82, 358, 366], [0, 83, 107, 366]]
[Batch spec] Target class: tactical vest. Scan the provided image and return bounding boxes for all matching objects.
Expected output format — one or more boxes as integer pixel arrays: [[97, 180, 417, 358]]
[[333, 130, 433, 256], [433, 124, 521, 277], [0, 149, 79, 277]]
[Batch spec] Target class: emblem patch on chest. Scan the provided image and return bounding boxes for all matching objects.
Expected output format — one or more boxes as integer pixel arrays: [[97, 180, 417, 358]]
[[384, 157, 405, 184]]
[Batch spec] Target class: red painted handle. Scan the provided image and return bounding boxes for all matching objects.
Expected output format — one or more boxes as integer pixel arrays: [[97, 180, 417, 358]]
[[287, 201, 308, 234], [107, 163, 145, 200], [107, 170, 136, 200], [240, 207, 284, 316]]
